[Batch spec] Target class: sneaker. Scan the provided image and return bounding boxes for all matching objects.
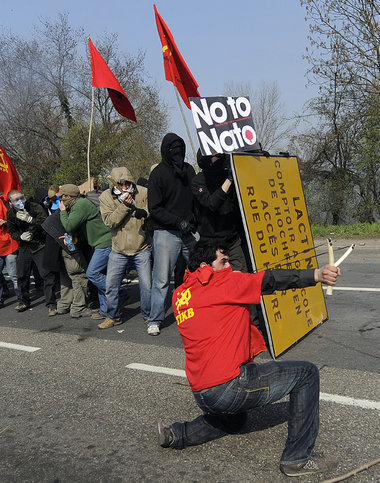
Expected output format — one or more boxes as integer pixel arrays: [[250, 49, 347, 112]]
[[91, 312, 106, 320], [71, 308, 93, 319], [48, 307, 58, 317], [97, 317, 123, 329], [15, 302, 30, 312], [157, 422, 173, 448], [147, 323, 160, 336], [280, 452, 338, 477]]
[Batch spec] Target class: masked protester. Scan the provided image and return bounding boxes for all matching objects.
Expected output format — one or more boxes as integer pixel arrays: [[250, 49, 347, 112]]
[[98, 167, 151, 329], [58, 184, 115, 320], [6, 189, 57, 315], [0, 194, 19, 308], [146, 133, 196, 336], [192, 150, 248, 272]]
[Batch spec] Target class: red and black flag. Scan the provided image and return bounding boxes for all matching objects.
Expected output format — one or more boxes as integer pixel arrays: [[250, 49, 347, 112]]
[[88, 38, 137, 122], [154, 4, 200, 109]]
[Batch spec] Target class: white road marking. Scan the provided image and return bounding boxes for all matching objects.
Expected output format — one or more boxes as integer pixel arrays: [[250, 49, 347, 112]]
[[323, 286, 380, 292], [320, 392, 380, 410], [0, 341, 41, 352], [126, 363, 380, 411], [127, 363, 185, 377]]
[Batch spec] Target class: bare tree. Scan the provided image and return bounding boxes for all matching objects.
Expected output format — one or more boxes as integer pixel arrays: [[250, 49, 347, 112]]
[[224, 80, 294, 153], [301, 0, 380, 93], [0, 14, 168, 193]]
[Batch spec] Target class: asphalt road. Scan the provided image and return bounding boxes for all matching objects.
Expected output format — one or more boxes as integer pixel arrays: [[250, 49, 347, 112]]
[[0, 238, 379, 482]]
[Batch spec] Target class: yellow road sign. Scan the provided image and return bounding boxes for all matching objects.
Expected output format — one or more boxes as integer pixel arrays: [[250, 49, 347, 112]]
[[232, 153, 327, 357]]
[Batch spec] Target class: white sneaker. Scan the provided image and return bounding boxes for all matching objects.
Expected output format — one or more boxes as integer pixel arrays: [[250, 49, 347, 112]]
[[147, 323, 160, 336]]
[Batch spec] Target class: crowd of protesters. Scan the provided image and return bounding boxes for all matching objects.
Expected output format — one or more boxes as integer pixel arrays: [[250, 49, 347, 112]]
[[0, 132, 244, 336], [0, 132, 342, 476]]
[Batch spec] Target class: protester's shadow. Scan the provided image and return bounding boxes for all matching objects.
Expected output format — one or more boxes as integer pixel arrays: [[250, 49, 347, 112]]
[[241, 401, 289, 434]]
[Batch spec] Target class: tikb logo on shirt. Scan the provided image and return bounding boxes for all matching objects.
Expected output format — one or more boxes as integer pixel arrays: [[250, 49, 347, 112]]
[[175, 288, 194, 326]]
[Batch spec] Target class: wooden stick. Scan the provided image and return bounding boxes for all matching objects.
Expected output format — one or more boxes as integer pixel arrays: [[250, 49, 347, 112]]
[[326, 238, 334, 296], [87, 86, 95, 193], [173, 85, 197, 162], [322, 456, 380, 483]]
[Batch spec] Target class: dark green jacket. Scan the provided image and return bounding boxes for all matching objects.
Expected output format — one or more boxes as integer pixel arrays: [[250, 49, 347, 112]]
[[60, 198, 111, 249]]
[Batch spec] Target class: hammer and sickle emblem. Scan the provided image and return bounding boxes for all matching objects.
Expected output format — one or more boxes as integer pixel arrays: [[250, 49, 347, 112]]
[[0, 149, 8, 173], [175, 288, 191, 312]]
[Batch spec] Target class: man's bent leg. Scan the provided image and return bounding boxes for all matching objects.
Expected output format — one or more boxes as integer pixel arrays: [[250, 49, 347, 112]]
[[238, 361, 319, 465], [169, 412, 247, 449]]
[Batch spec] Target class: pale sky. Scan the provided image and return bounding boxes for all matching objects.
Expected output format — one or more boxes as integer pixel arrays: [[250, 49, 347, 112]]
[[1, 0, 317, 154]]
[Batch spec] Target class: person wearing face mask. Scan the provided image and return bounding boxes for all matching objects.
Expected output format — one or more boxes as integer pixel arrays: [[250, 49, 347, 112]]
[[58, 184, 113, 321], [0, 193, 19, 308], [147, 133, 196, 336], [191, 150, 248, 272], [98, 167, 151, 329], [6, 189, 57, 314]]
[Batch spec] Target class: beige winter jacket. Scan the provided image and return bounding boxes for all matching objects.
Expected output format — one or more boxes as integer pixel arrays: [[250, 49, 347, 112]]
[[99, 167, 150, 256]]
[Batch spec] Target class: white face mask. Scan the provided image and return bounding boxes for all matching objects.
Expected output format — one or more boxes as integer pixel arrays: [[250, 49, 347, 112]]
[[113, 187, 122, 195], [124, 185, 135, 194]]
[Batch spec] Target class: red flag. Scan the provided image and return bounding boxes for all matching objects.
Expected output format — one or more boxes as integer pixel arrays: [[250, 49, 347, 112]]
[[154, 5, 200, 109], [88, 38, 137, 123], [0, 145, 20, 198]]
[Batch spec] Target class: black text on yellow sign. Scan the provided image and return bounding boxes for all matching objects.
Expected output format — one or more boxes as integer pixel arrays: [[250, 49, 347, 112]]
[[232, 154, 327, 357]]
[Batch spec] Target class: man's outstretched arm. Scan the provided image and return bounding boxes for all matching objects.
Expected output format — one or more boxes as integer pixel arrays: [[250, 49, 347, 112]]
[[261, 265, 340, 295]]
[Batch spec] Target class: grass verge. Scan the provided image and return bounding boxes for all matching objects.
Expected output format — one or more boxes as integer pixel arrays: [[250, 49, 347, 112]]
[[311, 221, 380, 238]]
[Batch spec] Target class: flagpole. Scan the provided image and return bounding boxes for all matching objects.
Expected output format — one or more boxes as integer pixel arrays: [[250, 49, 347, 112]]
[[87, 86, 95, 193], [173, 86, 197, 162]]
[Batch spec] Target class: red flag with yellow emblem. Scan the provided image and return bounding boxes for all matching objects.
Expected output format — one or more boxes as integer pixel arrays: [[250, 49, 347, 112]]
[[154, 4, 200, 109], [0, 145, 20, 198]]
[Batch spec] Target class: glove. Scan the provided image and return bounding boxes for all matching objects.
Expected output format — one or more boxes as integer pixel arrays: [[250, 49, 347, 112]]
[[20, 231, 33, 241], [177, 219, 192, 235], [134, 208, 147, 220], [16, 211, 33, 223]]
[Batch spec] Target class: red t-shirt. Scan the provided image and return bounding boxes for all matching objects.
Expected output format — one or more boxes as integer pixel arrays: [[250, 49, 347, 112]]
[[172, 266, 266, 392]]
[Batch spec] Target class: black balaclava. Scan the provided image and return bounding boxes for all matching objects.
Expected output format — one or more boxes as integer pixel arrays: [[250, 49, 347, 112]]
[[161, 133, 186, 179]]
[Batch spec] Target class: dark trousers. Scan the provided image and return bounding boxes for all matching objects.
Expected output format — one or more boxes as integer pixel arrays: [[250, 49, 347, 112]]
[[17, 247, 57, 308], [170, 361, 319, 465]]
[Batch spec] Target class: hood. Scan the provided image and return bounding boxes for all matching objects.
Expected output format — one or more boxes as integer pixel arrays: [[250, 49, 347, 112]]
[[33, 187, 48, 204], [109, 167, 136, 188], [196, 148, 228, 174], [160, 133, 186, 178]]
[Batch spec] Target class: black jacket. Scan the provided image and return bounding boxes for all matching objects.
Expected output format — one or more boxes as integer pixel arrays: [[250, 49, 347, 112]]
[[7, 200, 47, 253], [148, 133, 195, 232], [191, 154, 243, 243]]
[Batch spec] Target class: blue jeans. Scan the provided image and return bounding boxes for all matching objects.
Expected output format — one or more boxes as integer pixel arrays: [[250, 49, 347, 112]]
[[149, 230, 195, 327], [0, 252, 19, 301], [105, 247, 152, 321], [86, 246, 112, 316], [170, 361, 320, 465]]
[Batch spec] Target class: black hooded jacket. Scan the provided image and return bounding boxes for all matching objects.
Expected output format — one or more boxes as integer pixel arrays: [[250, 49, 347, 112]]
[[191, 152, 243, 243], [148, 133, 195, 231]]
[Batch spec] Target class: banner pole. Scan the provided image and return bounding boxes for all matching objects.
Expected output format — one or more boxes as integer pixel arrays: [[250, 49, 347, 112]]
[[173, 85, 197, 162], [87, 86, 95, 193]]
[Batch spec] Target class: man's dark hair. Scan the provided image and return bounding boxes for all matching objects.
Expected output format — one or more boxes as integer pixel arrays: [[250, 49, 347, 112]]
[[188, 242, 229, 272]]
